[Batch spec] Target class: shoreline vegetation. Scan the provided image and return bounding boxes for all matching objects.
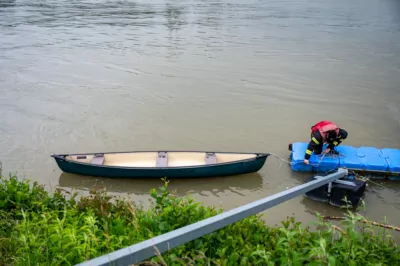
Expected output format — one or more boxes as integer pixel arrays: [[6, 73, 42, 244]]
[[0, 171, 399, 266]]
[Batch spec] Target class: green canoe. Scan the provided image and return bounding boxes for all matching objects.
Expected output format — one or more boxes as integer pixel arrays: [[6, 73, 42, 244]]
[[51, 151, 270, 178]]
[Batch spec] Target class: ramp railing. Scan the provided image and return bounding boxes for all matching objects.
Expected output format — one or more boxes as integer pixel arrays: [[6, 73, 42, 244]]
[[76, 168, 348, 266]]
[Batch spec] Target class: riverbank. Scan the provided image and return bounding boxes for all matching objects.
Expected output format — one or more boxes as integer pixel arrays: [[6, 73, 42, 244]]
[[0, 173, 399, 265]]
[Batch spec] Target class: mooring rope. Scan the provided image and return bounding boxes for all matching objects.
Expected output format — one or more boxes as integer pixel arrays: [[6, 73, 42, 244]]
[[348, 170, 395, 191], [269, 151, 341, 168]]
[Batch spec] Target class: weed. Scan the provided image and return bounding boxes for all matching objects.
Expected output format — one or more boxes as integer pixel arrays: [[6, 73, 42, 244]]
[[0, 174, 399, 265]]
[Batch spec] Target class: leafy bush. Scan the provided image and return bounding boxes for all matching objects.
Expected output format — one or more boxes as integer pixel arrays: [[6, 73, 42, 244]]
[[0, 174, 399, 265]]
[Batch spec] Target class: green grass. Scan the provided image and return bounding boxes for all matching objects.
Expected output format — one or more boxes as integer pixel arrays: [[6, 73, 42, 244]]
[[0, 172, 399, 266]]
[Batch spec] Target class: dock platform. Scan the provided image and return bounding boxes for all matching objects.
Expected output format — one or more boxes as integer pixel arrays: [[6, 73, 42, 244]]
[[289, 142, 400, 180]]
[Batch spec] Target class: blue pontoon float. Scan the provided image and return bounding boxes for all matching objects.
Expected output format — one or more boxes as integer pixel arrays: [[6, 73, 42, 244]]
[[289, 142, 400, 180]]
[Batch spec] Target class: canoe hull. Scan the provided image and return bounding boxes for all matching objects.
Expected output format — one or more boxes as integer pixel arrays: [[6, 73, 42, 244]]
[[52, 152, 269, 178]]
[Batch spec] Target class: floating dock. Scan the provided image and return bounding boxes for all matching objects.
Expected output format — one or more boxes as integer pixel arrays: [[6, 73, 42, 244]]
[[289, 142, 400, 180]]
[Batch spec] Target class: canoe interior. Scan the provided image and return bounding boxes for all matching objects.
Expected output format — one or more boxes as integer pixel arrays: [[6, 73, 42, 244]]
[[64, 152, 259, 168]]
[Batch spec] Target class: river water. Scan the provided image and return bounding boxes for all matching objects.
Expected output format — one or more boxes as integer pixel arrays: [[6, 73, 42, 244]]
[[1, 0, 400, 231]]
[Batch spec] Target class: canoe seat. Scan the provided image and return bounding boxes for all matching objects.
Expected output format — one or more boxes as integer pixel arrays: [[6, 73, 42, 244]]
[[156, 152, 168, 167], [92, 154, 105, 165], [205, 152, 217, 164]]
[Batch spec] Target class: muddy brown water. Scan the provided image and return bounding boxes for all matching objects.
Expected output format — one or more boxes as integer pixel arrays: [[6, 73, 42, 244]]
[[1, 0, 400, 237]]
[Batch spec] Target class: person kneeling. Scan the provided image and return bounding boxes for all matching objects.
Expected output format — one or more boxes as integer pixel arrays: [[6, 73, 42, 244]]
[[304, 120, 348, 165]]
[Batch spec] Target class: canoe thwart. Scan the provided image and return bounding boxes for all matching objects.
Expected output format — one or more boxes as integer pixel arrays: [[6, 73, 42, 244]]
[[156, 151, 168, 167], [92, 153, 105, 165], [205, 152, 217, 164]]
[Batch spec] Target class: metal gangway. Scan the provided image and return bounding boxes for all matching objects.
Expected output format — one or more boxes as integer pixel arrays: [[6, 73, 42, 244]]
[[76, 168, 353, 266]]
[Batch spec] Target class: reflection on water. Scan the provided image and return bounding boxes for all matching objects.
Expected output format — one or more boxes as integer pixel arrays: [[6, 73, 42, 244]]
[[58, 172, 264, 197]]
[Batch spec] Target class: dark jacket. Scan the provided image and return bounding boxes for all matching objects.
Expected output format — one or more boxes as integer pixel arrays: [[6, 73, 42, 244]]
[[304, 128, 348, 160]]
